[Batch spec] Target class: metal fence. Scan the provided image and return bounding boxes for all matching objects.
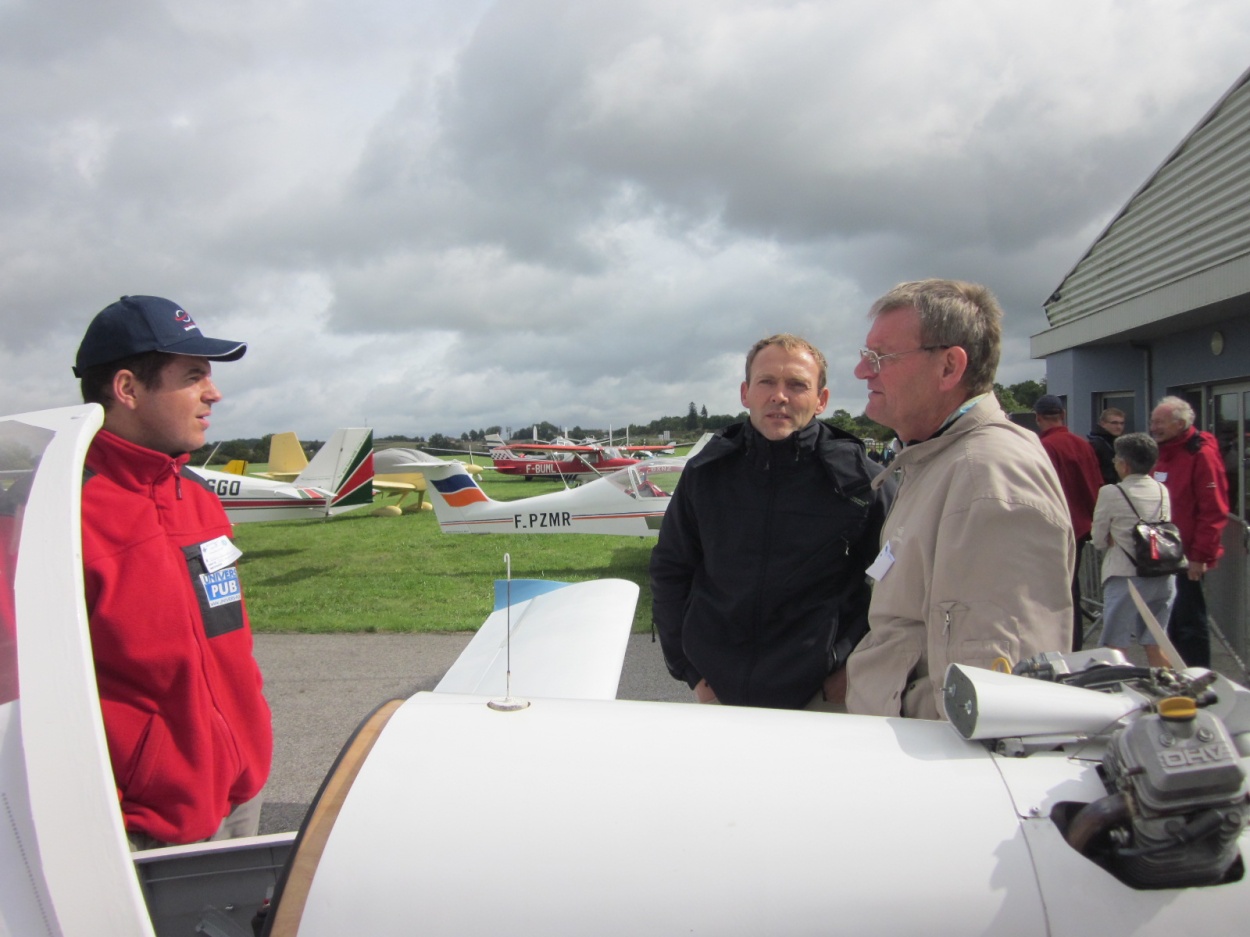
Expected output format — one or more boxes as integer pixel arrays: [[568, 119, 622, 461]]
[[1207, 515, 1249, 677], [1077, 544, 1105, 649], [1081, 517, 1249, 683]]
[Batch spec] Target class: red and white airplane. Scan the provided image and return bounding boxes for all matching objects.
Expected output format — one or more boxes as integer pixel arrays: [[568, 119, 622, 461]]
[[486, 435, 675, 482]]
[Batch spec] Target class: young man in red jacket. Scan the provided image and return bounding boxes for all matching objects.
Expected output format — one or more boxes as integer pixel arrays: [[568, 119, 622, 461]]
[[74, 295, 273, 849], [1150, 396, 1231, 669]]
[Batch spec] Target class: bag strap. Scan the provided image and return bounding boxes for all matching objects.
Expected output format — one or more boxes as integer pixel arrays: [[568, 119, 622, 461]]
[[1116, 481, 1169, 523], [1113, 484, 1142, 568], [1115, 484, 1143, 520], [1154, 478, 1170, 523]]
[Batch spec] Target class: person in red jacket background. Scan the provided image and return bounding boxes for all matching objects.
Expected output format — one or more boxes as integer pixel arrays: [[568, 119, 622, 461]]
[[1150, 396, 1231, 669], [73, 295, 272, 849], [1033, 395, 1103, 651]]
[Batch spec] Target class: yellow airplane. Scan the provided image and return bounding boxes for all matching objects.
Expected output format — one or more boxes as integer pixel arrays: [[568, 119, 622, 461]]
[[368, 447, 485, 516], [251, 432, 317, 482]]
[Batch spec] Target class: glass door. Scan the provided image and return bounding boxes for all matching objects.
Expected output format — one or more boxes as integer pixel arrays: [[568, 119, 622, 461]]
[[1212, 385, 1250, 523]]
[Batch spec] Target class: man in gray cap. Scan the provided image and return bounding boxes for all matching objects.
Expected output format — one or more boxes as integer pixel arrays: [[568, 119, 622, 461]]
[[74, 296, 272, 849]]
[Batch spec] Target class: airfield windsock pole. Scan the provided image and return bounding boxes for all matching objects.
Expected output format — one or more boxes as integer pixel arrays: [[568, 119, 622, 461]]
[[488, 553, 529, 712]]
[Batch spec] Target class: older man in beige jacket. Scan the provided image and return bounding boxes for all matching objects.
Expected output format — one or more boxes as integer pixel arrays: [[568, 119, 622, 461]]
[[844, 280, 1074, 720]]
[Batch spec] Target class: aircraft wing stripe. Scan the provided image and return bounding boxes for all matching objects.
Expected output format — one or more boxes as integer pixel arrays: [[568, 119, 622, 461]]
[[577, 513, 665, 521], [228, 498, 330, 509]]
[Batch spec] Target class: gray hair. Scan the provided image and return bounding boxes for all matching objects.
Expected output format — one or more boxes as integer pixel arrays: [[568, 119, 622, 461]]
[[869, 279, 1002, 395], [1114, 432, 1159, 476], [1155, 395, 1195, 429]]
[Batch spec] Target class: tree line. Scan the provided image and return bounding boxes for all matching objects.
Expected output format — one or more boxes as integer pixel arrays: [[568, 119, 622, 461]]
[[193, 379, 1046, 465]]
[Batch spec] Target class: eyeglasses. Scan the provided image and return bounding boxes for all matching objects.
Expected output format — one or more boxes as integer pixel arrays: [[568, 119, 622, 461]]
[[858, 345, 951, 374]]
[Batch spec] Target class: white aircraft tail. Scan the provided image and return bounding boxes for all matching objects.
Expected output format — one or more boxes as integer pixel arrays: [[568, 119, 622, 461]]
[[418, 461, 496, 531], [686, 432, 715, 459], [293, 428, 376, 514]]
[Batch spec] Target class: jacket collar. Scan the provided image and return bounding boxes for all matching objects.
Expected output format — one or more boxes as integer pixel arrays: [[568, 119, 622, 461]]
[[694, 418, 821, 467], [875, 395, 1006, 483], [1158, 424, 1198, 454], [86, 428, 189, 489], [692, 418, 874, 499], [742, 418, 821, 466], [1039, 424, 1071, 440]]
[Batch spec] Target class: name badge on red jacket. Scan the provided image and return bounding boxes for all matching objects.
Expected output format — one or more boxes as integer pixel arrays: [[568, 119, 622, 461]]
[[182, 540, 245, 638]]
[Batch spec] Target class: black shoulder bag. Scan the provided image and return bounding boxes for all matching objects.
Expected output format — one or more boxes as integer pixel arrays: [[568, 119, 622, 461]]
[[1115, 483, 1188, 578]]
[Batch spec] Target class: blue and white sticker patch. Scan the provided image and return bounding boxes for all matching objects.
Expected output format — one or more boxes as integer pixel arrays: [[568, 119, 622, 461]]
[[201, 567, 243, 608]]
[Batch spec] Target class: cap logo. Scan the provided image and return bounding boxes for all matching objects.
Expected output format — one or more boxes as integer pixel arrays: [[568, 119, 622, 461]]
[[173, 307, 200, 333]]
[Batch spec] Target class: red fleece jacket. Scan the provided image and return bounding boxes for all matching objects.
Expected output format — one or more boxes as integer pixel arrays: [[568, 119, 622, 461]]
[[81, 429, 272, 844]]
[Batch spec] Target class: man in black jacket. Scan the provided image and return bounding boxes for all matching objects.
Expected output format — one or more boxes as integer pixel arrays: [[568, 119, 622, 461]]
[[650, 334, 893, 709], [1088, 407, 1126, 484]]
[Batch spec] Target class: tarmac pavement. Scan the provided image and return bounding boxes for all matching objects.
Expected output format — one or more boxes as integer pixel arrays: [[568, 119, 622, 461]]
[[253, 631, 692, 834]]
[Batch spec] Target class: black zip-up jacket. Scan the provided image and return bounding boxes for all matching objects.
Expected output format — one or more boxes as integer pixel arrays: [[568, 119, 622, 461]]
[[650, 419, 894, 709], [1088, 425, 1119, 485]]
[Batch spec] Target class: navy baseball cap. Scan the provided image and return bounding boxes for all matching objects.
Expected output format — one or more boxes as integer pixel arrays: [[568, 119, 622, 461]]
[[73, 295, 247, 377], [1032, 394, 1065, 415]]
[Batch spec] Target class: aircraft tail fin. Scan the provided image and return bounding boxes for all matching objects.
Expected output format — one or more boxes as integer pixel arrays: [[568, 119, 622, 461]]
[[293, 428, 376, 515], [267, 431, 309, 477], [416, 461, 494, 532], [685, 432, 715, 460]]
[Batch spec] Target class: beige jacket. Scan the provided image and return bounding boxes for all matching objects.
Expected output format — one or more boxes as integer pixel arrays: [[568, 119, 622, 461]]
[[1090, 474, 1173, 582], [845, 396, 1074, 719]]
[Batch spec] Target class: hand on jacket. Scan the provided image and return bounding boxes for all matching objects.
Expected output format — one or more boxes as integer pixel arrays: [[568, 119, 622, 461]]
[[822, 667, 848, 705]]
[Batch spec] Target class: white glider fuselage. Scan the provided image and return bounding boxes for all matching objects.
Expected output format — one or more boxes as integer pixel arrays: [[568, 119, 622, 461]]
[[421, 458, 682, 536], [289, 694, 1195, 937]]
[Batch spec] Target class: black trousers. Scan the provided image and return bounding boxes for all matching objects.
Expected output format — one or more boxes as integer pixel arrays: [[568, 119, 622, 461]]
[[1167, 573, 1210, 669], [1071, 538, 1087, 652]]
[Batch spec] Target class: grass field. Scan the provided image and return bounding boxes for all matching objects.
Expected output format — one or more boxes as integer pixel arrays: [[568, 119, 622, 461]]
[[232, 469, 659, 634]]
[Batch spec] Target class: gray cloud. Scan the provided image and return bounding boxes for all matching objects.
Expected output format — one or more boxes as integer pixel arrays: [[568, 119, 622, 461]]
[[2, 0, 1248, 438]]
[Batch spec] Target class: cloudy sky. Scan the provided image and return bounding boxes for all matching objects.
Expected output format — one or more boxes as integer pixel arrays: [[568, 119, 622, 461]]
[[3, 0, 1248, 440]]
